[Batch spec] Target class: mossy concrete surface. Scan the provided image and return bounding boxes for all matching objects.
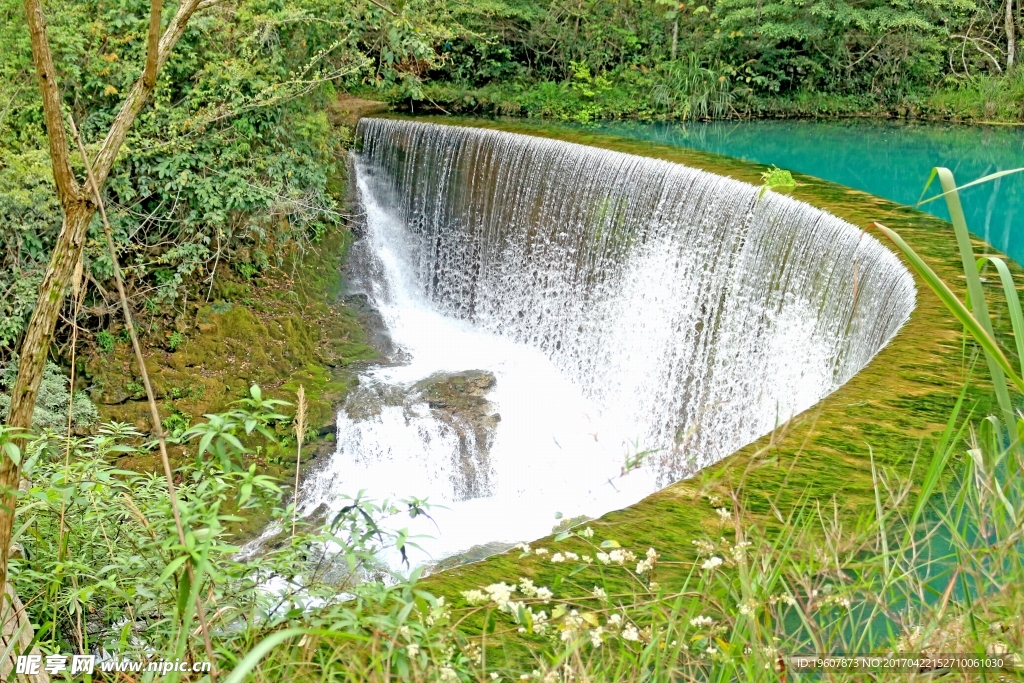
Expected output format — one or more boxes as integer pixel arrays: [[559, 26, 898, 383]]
[[380, 117, 1017, 600]]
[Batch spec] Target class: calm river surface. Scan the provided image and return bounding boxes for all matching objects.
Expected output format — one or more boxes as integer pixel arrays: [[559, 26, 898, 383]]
[[588, 120, 1024, 264]]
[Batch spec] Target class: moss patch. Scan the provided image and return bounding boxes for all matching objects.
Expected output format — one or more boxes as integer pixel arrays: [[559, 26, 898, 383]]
[[80, 179, 375, 535]]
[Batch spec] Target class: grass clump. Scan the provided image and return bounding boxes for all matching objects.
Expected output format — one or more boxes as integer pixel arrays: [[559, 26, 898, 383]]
[[758, 165, 797, 198]]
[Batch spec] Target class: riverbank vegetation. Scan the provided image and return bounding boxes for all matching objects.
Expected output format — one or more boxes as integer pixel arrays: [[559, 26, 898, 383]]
[[7, 334, 1024, 681]]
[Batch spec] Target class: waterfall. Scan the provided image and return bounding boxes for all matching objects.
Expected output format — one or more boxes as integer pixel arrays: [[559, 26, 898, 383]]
[[300, 119, 916, 569]]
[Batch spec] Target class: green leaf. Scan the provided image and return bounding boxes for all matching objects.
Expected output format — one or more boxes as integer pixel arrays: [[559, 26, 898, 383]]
[[873, 222, 1024, 393], [158, 555, 188, 585], [2, 442, 21, 466]]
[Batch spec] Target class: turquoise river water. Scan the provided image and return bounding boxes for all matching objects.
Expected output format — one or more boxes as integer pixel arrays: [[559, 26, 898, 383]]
[[587, 119, 1024, 264]]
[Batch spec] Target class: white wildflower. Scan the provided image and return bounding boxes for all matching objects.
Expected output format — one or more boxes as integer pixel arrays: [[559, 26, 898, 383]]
[[515, 542, 531, 554], [462, 589, 488, 605], [438, 667, 459, 682], [729, 541, 751, 562], [596, 552, 611, 565], [690, 615, 715, 628], [534, 547, 549, 556], [738, 600, 757, 617], [490, 674, 500, 681], [649, 582, 659, 590], [608, 549, 634, 565], [708, 495, 722, 507], [691, 539, 715, 557], [519, 578, 537, 597], [716, 507, 731, 521], [701, 556, 723, 571], [533, 610, 550, 634], [622, 624, 640, 642], [550, 552, 565, 563], [485, 583, 516, 611], [589, 626, 604, 648], [607, 614, 623, 627], [591, 586, 607, 599], [580, 527, 595, 538], [564, 551, 579, 561], [636, 559, 654, 574], [406, 643, 419, 657], [535, 586, 553, 601], [581, 555, 593, 564]]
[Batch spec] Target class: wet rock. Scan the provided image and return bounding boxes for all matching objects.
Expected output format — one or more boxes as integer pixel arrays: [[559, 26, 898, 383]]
[[336, 370, 501, 501], [341, 292, 405, 363], [411, 370, 500, 500], [413, 370, 500, 435]]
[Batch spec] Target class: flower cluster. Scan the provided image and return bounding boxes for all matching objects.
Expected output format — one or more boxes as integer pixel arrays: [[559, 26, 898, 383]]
[[635, 547, 658, 574]]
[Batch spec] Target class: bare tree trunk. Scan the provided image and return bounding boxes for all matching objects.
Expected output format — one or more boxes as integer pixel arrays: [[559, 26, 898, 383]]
[[1008, 0, 1017, 69], [0, 201, 92, 594], [671, 13, 679, 61], [1, 0, 205, 598]]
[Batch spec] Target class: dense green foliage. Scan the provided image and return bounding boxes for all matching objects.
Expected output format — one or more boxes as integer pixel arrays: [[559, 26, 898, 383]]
[[0, 359, 99, 429], [409, 0, 1022, 121], [0, 0, 453, 356]]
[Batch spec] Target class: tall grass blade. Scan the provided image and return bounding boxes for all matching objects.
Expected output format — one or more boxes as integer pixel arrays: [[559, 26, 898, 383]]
[[905, 386, 971, 539], [934, 168, 1017, 434], [916, 166, 1024, 208], [872, 222, 1024, 393], [976, 255, 1024, 375]]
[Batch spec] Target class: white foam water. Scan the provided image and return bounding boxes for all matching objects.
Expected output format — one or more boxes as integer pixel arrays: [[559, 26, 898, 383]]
[[297, 119, 916, 571]]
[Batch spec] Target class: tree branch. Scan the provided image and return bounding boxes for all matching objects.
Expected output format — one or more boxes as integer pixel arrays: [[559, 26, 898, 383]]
[[22, 0, 79, 206], [143, 0, 163, 88], [91, 0, 204, 190]]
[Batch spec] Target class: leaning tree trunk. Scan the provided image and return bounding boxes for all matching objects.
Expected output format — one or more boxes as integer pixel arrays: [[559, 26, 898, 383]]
[[1, 0, 205, 598], [0, 200, 93, 594]]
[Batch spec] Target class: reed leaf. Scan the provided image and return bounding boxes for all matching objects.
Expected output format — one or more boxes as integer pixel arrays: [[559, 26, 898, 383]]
[[871, 222, 1024, 393], [916, 166, 1024, 208], [975, 255, 1024, 376]]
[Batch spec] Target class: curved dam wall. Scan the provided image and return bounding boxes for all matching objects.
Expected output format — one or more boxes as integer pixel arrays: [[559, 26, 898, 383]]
[[354, 118, 917, 484]]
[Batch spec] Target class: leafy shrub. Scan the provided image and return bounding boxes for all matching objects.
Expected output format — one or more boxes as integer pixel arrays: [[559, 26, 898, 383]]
[[167, 331, 185, 352], [0, 359, 99, 430], [759, 165, 797, 198], [95, 330, 115, 353], [161, 410, 190, 438]]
